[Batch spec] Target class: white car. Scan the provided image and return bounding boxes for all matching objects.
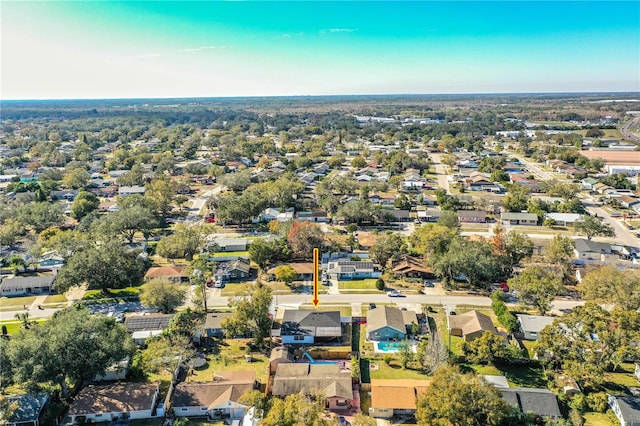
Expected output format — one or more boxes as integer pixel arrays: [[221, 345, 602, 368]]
[[386, 290, 402, 297]]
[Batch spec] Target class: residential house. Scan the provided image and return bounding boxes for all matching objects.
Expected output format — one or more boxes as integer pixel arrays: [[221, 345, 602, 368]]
[[267, 263, 315, 281], [517, 315, 556, 340], [144, 265, 188, 283], [95, 357, 130, 382], [269, 346, 294, 374], [416, 209, 444, 223], [208, 237, 249, 252], [510, 174, 541, 193], [369, 193, 396, 205], [0, 275, 55, 297], [391, 255, 435, 279], [448, 310, 498, 342], [326, 260, 381, 280], [457, 210, 487, 223], [366, 305, 418, 341], [608, 394, 640, 426], [574, 239, 617, 262], [296, 211, 328, 223], [271, 363, 353, 411], [3, 393, 49, 426], [500, 212, 539, 226], [545, 213, 581, 226], [124, 314, 174, 345], [274, 310, 342, 345], [67, 383, 161, 424], [500, 388, 561, 419], [386, 209, 412, 223], [593, 183, 616, 195], [118, 186, 146, 197], [618, 195, 640, 210], [466, 175, 500, 192], [50, 189, 78, 201], [257, 208, 294, 223], [38, 251, 65, 268], [172, 371, 256, 420], [215, 258, 252, 283], [581, 177, 599, 190], [202, 312, 233, 338], [369, 379, 430, 419]]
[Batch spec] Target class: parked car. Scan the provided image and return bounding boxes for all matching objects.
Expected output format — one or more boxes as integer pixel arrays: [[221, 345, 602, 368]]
[[386, 290, 403, 297]]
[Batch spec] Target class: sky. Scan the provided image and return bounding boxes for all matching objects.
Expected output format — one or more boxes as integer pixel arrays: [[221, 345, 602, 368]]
[[1, 1, 639, 100]]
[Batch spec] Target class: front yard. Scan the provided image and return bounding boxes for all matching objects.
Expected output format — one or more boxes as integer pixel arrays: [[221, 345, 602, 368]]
[[338, 279, 383, 293]]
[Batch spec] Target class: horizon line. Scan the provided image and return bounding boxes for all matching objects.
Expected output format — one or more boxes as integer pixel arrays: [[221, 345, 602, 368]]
[[2, 90, 640, 103]]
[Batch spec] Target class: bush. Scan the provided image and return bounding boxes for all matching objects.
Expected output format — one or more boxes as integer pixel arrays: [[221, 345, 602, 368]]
[[375, 279, 385, 291], [383, 354, 392, 365], [586, 392, 608, 413], [491, 293, 518, 333], [568, 393, 588, 412]]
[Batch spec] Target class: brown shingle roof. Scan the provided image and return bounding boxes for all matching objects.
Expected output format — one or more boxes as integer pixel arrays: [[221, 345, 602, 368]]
[[144, 265, 187, 279], [68, 383, 158, 415], [448, 310, 497, 336], [370, 379, 430, 410], [367, 306, 407, 335], [172, 378, 255, 409]]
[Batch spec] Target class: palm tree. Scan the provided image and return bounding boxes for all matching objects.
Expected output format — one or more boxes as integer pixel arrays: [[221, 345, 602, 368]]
[[14, 312, 34, 329]]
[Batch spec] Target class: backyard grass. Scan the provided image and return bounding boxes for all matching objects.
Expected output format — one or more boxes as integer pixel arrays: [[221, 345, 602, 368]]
[[469, 364, 547, 388], [604, 363, 639, 387], [184, 339, 270, 383], [583, 412, 616, 426], [0, 296, 37, 310], [369, 360, 433, 380], [210, 251, 250, 259], [338, 279, 380, 290]]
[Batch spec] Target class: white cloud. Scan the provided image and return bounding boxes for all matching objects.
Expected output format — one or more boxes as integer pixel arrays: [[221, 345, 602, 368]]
[[181, 46, 224, 52], [320, 28, 358, 34]]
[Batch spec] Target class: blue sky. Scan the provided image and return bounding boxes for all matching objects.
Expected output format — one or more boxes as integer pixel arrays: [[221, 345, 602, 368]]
[[1, 1, 638, 99]]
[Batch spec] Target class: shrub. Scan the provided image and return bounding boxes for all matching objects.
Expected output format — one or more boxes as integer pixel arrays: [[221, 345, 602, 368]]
[[375, 279, 385, 291], [586, 392, 608, 413], [568, 393, 588, 412], [383, 354, 392, 365]]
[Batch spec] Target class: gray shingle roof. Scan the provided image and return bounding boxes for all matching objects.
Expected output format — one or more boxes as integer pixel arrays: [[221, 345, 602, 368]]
[[272, 363, 352, 400], [500, 388, 561, 417], [367, 305, 408, 334], [280, 310, 342, 337]]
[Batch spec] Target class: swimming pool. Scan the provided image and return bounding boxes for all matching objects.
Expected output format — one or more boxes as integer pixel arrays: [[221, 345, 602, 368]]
[[374, 341, 417, 353]]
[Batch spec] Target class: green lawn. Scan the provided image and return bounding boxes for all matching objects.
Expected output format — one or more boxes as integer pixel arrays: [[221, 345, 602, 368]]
[[0, 319, 48, 336], [338, 279, 380, 290], [185, 339, 270, 383], [298, 304, 352, 316], [82, 286, 142, 301], [44, 294, 68, 304], [604, 363, 640, 387], [210, 251, 250, 259], [0, 296, 37, 310], [469, 364, 547, 388], [584, 412, 616, 426], [369, 360, 433, 380]]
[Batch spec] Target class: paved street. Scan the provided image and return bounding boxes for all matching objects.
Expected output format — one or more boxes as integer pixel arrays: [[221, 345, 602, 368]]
[[512, 154, 638, 247], [430, 153, 451, 194]]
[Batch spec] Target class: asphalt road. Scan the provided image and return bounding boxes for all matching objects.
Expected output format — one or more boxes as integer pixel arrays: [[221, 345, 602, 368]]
[[430, 153, 451, 194], [512, 155, 638, 247], [620, 115, 640, 143]]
